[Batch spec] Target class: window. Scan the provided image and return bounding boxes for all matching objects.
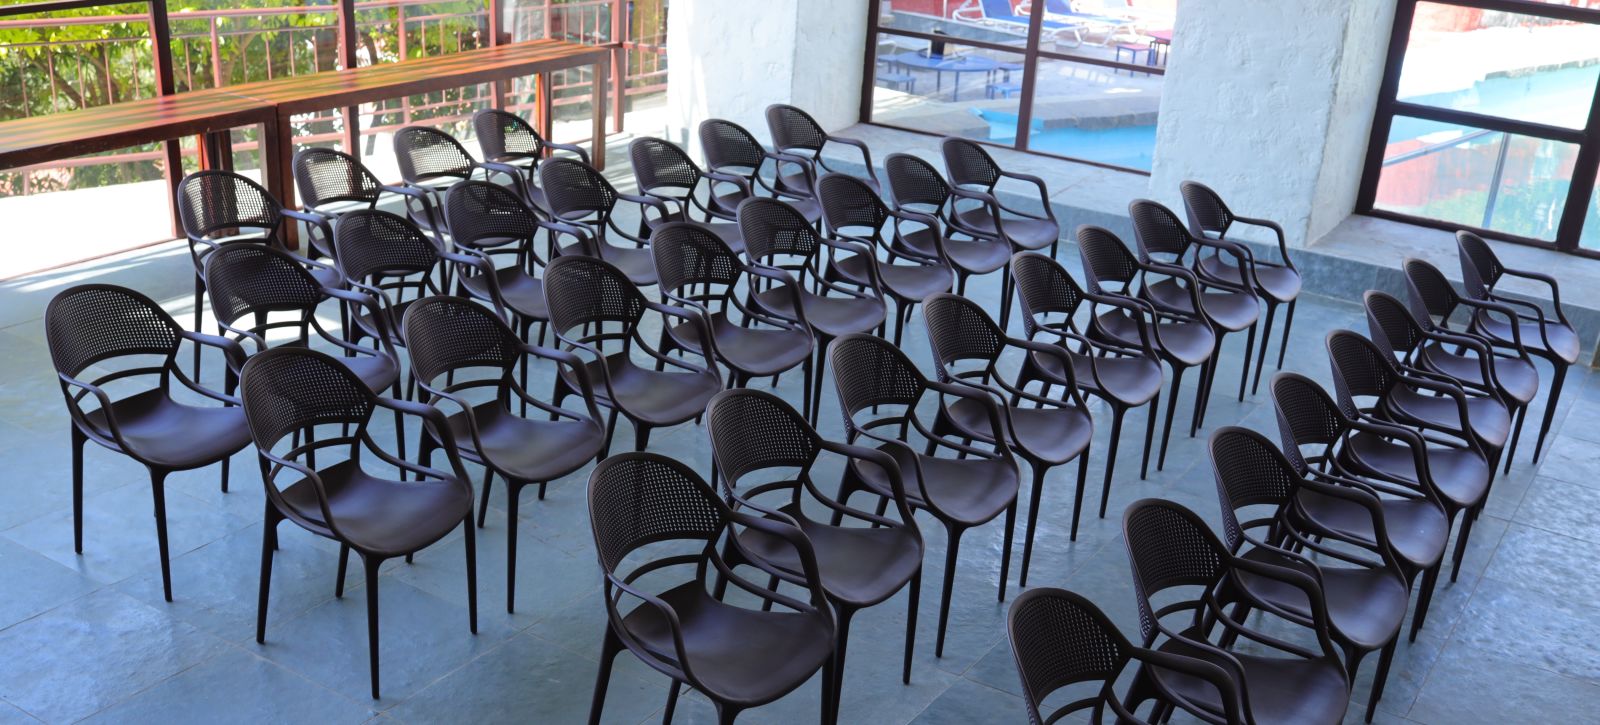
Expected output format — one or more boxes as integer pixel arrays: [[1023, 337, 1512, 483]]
[[863, 0, 1176, 173], [1360, 0, 1600, 255]]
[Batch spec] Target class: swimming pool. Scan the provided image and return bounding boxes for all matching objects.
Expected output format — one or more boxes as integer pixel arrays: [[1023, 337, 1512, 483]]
[[973, 108, 1157, 171]]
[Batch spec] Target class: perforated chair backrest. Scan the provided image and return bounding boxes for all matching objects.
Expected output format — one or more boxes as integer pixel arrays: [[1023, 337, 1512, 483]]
[[1128, 199, 1192, 259], [885, 153, 952, 210], [45, 284, 182, 378], [817, 172, 888, 234], [828, 333, 928, 424], [543, 254, 646, 335], [1076, 225, 1139, 291], [1270, 372, 1348, 475], [1007, 587, 1138, 725], [630, 136, 702, 193], [706, 388, 820, 491], [699, 118, 767, 171], [1325, 329, 1397, 417], [587, 452, 726, 574], [1364, 290, 1426, 358], [738, 196, 823, 263], [923, 293, 1005, 374], [293, 147, 382, 210], [443, 180, 541, 249], [394, 126, 476, 183], [941, 137, 1001, 188], [177, 170, 282, 241], [1210, 426, 1299, 551], [1121, 498, 1227, 643], [1012, 251, 1087, 326], [402, 295, 520, 384], [239, 346, 376, 452], [1402, 257, 1462, 325], [1178, 180, 1234, 238], [473, 108, 543, 161], [202, 243, 325, 327], [1455, 230, 1502, 299], [538, 157, 618, 219], [766, 104, 827, 153], [334, 209, 440, 283], [650, 222, 742, 296]]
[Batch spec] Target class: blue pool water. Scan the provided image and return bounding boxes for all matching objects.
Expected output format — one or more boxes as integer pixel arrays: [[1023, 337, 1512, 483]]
[[974, 108, 1156, 171]]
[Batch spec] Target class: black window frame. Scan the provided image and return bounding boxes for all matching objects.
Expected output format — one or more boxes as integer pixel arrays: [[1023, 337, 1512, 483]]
[[1357, 0, 1600, 256], [859, 0, 1167, 176]]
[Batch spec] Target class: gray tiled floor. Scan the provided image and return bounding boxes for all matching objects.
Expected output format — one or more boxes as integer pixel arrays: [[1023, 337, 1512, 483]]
[[2, 195, 1600, 724]]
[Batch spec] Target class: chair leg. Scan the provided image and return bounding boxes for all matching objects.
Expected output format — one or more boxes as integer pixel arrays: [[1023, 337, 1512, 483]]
[[997, 500, 1017, 602], [1449, 506, 1478, 583], [812, 340, 831, 426], [463, 512, 478, 633], [903, 570, 920, 685], [1141, 394, 1158, 480], [1191, 355, 1217, 436], [150, 469, 174, 602], [635, 422, 652, 452], [71, 427, 86, 554], [1504, 403, 1528, 474], [477, 469, 495, 528], [1276, 298, 1297, 369], [335, 543, 350, 598], [219, 453, 230, 493], [662, 680, 681, 725], [193, 278, 205, 380], [1365, 638, 1398, 722], [1531, 360, 1569, 464], [934, 526, 964, 657], [802, 356, 815, 425], [1020, 463, 1048, 587], [507, 483, 522, 613], [600, 407, 620, 459], [256, 505, 280, 644], [363, 554, 384, 699], [1252, 302, 1277, 396], [1100, 408, 1124, 519], [1236, 322, 1256, 402], [999, 265, 1014, 332], [1409, 561, 1442, 642], [588, 625, 623, 725], [1158, 366, 1186, 471], [391, 380, 407, 465], [829, 607, 855, 725]]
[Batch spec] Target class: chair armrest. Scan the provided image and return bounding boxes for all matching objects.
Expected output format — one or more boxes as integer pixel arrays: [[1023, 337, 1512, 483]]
[[1501, 268, 1564, 315], [542, 139, 591, 165], [1230, 215, 1293, 269]]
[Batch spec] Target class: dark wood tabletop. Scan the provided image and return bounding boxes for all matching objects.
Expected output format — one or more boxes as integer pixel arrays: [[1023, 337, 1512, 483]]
[[0, 89, 274, 169]]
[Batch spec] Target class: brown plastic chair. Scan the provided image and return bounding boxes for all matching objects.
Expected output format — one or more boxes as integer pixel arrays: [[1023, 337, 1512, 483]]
[[827, 333, 1020, 657], [584, 452, 835, 725], [699, 117, 822, 224], [472, 107, 590, 215], [883, 153, 1011, 305], [816, 172, 954, 345], [1365, 289, 1531, 474], [1325, 330, 1496, 585], [1129, 198, 1260, 421], [1008, 587, 1244, 724], [922, 292, 1094, 584], [1122, 498, 1350, 725], [1270, 372, 1452, 643], [1179, 181, 1302, 395], [240, 347, 476, 700], [706, 388, 923, 721], [393, 125, 531, 241], [1402, 258, 1540, 474], [538, 157, 666, 286], [1455, 231, 1579, 465], [766, 103, 882, 196], [650, 221, 815, 418], [942, 137, 1061, 262], [1210, 426, 1410, 723], [1012, 250, 1164, 499], [630, 136, 748, 252], [45, 284, 251, 602], [443, 179, 580, 349], [291, 147, 430, 260], [543, 254, 722, 453], [403, 296, 606, 612], [1076, 224, 1215, 471], [738, 196, 887, 420]]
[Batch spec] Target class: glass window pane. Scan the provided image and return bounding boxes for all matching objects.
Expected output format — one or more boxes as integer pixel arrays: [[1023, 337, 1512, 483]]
[[1026, 55, 1161, 171], [880, 1, 1030, 50], [1400, 2, 1600, 128], [1374, 116, 1577, 241], [870, 36, 1026, 146]]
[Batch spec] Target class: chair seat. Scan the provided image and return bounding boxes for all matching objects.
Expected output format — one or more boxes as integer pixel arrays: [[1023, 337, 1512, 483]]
[[669, 313, 813, 377], [1151, 630, 1349, 725], [1235, 547, 1408, 650], [594, 244, 659, 287], [1094, 309, 1214, 366], [830, 255, 953, 302], [1344, 432, 1489, 510], [85, 389, 251, 470], [1296, 487, 1448, 571], [1472, 311, 1580, 364], [443, 401, 603, 483], [953, 209, 1058, 251], [309, 265, 344, 290], [1388, 387, 1510, 449], [337, 352, 400, 394], [896, 228, 1010, 275], [943, 396, 1092, 465], [849, 442, 1018, 526], [1027, 347, 1162, 406], [647, 214, 745, 255], [569, 351, 721, 427], [754, 287, 885, 339], [1419, 344, 1538, 405], [1196, 255, 1301, 303], [462, 267, 548, 322], [1145, 278, 1259, 332], [279, 459, 471, 555], [736, 503, 922, 608]]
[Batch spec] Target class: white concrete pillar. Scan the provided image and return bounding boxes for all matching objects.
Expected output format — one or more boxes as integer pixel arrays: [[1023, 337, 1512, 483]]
[[665, 0, 867, 155], [1148, 0, 1396, 246]]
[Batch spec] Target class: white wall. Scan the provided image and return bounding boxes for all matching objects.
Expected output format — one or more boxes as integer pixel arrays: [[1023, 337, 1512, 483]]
[[665, 0, 867, 156], [1148, 0, 1395, 247]]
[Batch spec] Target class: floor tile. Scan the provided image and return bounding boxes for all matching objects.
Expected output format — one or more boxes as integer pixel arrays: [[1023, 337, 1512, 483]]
[[1409, 640, 1600, 724], [78, 647, 374, 724], [0, 536, 98, 632]]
